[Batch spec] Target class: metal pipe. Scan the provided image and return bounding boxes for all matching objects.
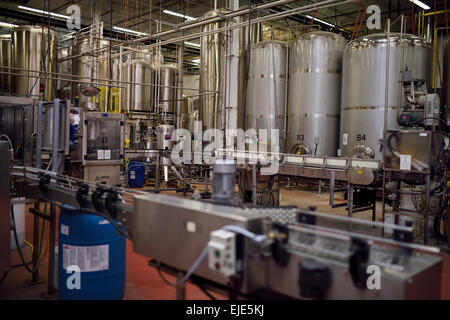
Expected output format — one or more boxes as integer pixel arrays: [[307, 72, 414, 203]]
[[383, 19, 390, 159], [48, 98, 60, 295], [252, 165, 257, 206], [176, 44, 184, 129], [135, 0, 301, 43], [0, 68, 213, 93], [129, 0, 351, 54]]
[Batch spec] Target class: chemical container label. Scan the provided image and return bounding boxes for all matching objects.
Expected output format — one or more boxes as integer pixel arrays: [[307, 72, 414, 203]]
[[62, 244, 109, 272], [61, 224, 69, 236]]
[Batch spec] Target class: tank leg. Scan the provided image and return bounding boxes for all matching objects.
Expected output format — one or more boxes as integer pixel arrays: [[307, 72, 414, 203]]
[[175, 272, 186, 300]]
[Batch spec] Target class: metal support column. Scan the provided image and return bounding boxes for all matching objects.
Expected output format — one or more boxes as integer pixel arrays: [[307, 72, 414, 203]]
[[175, 272, 186, 300], [48, 99, 60, 295], [382, 170, 387, 237], [252, 164, 257, 206], [32, 100, 44, 283], [424, 173, 430, 244], [347, 181, 353, 231], [155, 153, 160, 193]]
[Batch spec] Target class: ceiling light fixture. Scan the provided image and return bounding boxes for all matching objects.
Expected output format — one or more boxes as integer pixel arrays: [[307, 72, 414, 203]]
[[305, 14, 335, 28], [408, 0, 430, 10], [113, 26, 148, 37], [0, 22, 18, 28], [163, 10, 197, 21], [18, 5, 70, 20], [185, 41, 200, 48]]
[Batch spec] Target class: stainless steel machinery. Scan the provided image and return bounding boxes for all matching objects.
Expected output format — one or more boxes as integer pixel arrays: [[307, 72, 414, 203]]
[[72, 35, 118, 111], [11, 26, 57, 101], [246, 40, 288, 153], [383, 130, 445, 172], [339, 33, 432, 160], [57, 47, 72, 100], [130, 194, 443, 299], [288, 31, 346, 156], [155, 64, 178, 114], [9, 149, 445, 299], [200, 9, 230, 131], [155, 123, 175, 151], [122, 53, 154, 112], [0, 37, 12, 94], [72, 111, 124, 185]]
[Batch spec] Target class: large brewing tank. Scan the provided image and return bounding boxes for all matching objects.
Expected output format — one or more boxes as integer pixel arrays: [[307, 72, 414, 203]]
[[246, 40, 288, 152], [0, 37, 12, 94], [121, 54, 154, 112], [200, 9, 229, 131], [72, 36, 117, 110], [155, 64, 178, 113], [339, 33, 432, 160], [238, 23, 263, 130], [57, 47, 72, 100], [12, 26, 57, 100], [288, 31, 346, 156]]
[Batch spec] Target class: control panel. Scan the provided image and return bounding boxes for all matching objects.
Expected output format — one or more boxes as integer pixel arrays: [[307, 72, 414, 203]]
[[208, 230, 236, 277]]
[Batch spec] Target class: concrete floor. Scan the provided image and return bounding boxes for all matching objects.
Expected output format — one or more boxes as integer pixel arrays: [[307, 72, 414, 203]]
[[1, 185, 449, 299]]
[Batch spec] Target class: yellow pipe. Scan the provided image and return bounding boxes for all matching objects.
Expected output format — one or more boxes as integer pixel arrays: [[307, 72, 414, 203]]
[[423, 9, 450, 16], [421, 10, 425, 36]]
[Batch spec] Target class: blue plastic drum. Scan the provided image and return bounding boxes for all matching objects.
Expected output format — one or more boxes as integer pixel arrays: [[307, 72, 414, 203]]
[[128, 161, 145, 188], [58, 205, 126, 300]]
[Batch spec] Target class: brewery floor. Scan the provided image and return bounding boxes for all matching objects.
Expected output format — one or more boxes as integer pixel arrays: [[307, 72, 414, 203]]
[[1, 185, 450, 300]]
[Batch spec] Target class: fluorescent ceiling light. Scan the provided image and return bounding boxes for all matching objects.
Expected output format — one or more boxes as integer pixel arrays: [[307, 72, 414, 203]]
[[0, 34, 12, 38], [409, 0, 430, 10], [185, 41, 200, 48], [305, 14, 335, 28], [163, 10, 197, 21], [18, 5, 70, 20], [113, 26, 148, 37], [0, 22, 18, 28], [191, 58, 200, 64]]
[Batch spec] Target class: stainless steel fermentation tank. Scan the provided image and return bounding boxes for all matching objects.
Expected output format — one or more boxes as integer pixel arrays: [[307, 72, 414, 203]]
[[246, 40, 288, 152], [0, 38, 12, 94], [200, 9, 262, 131], [200, 9, 229, 131], [288, 31, 346, 156], [11, 26, 57, 100], [339, 33, 432, 160], [57, 47, 72, 100], [122, 53, 154, 112], [155, 64, 178, 113], [72, 35, 119, 111]]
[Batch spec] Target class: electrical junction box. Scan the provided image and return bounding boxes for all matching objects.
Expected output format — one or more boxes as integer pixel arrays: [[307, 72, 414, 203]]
[[208, 229, 236, 277]]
